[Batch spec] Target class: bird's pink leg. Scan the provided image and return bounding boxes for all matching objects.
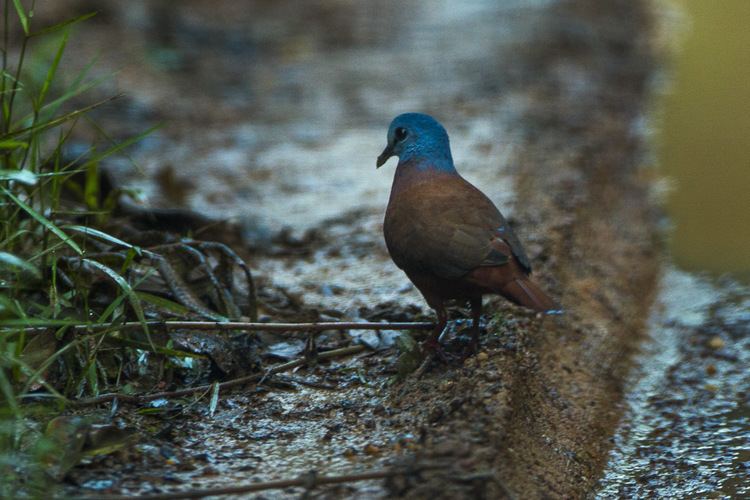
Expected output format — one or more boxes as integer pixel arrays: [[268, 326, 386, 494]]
[[422, 303, 450, 360]]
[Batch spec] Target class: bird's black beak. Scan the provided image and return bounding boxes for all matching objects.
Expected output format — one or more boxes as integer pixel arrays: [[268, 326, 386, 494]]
[[376, 145, 394, 168]]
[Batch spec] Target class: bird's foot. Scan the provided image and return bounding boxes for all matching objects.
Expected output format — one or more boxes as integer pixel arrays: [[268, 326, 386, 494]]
[[461, 339, 480, 359], [447, 327, 483, 359], [303, 332, 318, 365], [413, 338, 465, 378], [421, 337, 457, 363], [465, 329, 482, 357]]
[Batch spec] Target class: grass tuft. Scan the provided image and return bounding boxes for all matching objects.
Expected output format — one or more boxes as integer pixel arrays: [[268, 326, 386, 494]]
[[0, 3, 160, 494]]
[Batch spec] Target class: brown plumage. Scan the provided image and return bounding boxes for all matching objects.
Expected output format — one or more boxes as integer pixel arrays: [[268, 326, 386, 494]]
[[377, 113, 559, 352]]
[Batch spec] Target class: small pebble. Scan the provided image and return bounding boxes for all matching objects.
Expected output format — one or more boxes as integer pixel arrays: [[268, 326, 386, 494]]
[[428, 406, 444, 422], [707, 336, 725, 349], [363, 444, 380, 455]]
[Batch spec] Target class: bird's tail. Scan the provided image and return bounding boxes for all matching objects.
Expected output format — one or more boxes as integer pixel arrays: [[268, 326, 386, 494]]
[[500, 277, 561, 314], [467, 265, 562, 314]]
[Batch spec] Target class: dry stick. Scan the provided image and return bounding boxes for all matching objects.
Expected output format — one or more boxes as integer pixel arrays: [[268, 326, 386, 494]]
[[89, 465, 444, 500], [414, 352, 436, 379], [70, 344, 366, 407], [10, 320, 435, 335]]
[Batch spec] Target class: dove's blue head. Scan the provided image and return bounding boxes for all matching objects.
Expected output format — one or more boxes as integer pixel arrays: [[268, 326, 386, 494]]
[[376, 113, 456, 173]]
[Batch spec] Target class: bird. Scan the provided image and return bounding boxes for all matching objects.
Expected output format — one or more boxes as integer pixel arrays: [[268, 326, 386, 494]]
[[377, 113, 560, 354]]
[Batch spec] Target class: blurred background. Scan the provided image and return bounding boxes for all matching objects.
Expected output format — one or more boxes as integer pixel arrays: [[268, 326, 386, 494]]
[[658, 0, 750, 277], [31, 0, 748, 277]]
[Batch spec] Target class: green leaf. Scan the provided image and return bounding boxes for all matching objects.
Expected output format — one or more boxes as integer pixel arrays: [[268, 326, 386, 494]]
[[0, 185, 83, 255], [0, 251, 41, 279], [12, 0, 30, 35]]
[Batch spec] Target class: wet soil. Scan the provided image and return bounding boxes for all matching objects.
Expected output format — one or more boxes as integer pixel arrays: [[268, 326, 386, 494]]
[[598, 268, 750, 498], [31, 0, 691, 498]]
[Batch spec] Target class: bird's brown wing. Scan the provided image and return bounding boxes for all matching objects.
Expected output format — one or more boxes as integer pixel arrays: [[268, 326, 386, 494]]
[[481, 213, 531, 275], [384, 175, 531, 280]]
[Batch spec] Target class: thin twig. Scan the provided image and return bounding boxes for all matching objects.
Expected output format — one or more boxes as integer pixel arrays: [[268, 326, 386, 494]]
[[70, 345, 366, 407], [414, 352, 436, 379], [8, 320, 435, 335], [84, 464, 444, 500], [277, 374, 338, 390]]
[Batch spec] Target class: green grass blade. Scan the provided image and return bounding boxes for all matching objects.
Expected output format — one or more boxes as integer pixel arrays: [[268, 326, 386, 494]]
[[64, 225, 142, 255], [19, 336, 79, 398], [134, 292, 191, 316], [83, 160, 98, 210], [106, 337, 206, 359], [0, 94, 121, 142], [0, 318, 79, 328], [209, 381, 219, 417], [0, 139, 27, 150], [96, 292, 126, 324], [80, 124, 161, 170], [80, 258, 151, 340], [29, 12, 97, 38], [0, 359, 21, 417], [11, 0, 29, 35], [37, 30, 69, 109], [14, 60, 104, 127], [4, 351, 68, 402], [0, 168, 36, 184], [0, 185, 83, 255], [0, 251, 41, 279], [0, 295, 24, 319], [0, 229, 33, 249]]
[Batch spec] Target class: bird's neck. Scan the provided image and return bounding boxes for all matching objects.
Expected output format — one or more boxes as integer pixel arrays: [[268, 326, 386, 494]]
[[395, 154, 457, 175], [398, 142, 455, 173], [390, 158, 459, 198]]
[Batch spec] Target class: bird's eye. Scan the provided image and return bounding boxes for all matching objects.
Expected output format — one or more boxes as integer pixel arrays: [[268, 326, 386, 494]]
[[394, 127, 408, 142]]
